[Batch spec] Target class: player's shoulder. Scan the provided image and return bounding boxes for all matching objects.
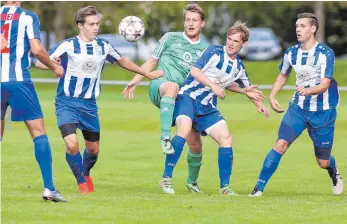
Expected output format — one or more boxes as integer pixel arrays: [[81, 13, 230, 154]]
[[316, 42, 335, 56], [20, 8, 39, 19], [236, 55, 246, 69], [205, 45, 224, 54], [95, 37, 111, 45]]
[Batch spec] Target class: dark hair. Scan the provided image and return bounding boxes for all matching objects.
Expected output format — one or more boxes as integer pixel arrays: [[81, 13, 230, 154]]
[[183, 3, 205, 21], [75, 6, 98, 24], [297, 13, 319, 35]]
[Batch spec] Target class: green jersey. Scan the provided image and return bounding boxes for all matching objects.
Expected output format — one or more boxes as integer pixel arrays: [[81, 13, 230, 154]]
[[152, 32, 209, 85]]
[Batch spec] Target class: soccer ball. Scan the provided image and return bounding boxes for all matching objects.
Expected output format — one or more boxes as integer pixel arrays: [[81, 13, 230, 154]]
[[118, 16, 145, 42]]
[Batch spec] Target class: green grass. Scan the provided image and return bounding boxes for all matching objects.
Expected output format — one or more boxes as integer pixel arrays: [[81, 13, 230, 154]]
[[30, 59, 347, 86], [1, 84, 346, 223]]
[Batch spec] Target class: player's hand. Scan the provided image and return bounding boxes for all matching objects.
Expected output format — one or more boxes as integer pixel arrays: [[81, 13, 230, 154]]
[[257, 105, 270, 118], [52, 65, 64, 78], [147, 70, 164, 80], [296, 86, 311, 96], [211, 85, 225, 100], [269, 97, 284, 113], [122, 81, 137, 100], [245, 85, 266, 101], [52, 57, 61, 66]]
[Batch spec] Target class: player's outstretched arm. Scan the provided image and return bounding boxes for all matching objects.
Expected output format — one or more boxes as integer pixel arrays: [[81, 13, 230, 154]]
[[226, 83, 265, 101], [29, 39, 64, 77], [0, 34, 8, 51], [122, 57, 159, 100], [296, 78, 331, 96], [190, 66, 225, 99], [269, 73, 288, 113], [117, 57, 162, 80]]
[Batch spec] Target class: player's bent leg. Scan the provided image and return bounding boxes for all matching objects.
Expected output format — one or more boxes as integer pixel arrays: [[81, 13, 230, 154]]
[[83, 130, 100, 193], [159, 115, 192, 194], [25, 118, 67, 202], [186, 130, 203, 193], [60, 123, 88, 193], [159, 81, 179, 154], [207, 120, 237, 196]]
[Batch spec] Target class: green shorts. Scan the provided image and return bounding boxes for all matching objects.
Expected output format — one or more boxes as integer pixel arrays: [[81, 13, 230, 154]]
[[149, 77, 169, 108]]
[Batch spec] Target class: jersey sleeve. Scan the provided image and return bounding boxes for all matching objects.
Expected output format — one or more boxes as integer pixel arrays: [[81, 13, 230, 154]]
[[320, 49, 335, 79], [194, 45, 218, 71], [279, 49, 292, 75], [152, 33, 170, 59], [25, 13, 41, 40], [106, 43, 122, 63], [48, 40, 70, 59]]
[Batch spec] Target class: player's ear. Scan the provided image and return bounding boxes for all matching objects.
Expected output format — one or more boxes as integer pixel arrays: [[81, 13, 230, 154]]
[[201, 20, 205, 28], [77, 22, 84, 30], [311, 25, 317, 35], [242, 41, 248, 47]]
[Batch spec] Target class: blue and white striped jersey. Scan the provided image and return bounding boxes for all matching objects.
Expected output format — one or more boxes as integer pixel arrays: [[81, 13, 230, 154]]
[[0, 6, 40, 82], [179, 45, 251, 114], [279, 42, 339, 111], [49, 36, 121, 99]]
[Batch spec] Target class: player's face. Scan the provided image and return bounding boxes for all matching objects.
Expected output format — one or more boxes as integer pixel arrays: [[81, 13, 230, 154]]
[[225, 32, 247, 57], [79, 15, 100, 41], [296, 18, 316, 43], [184, 11, 205, 38]]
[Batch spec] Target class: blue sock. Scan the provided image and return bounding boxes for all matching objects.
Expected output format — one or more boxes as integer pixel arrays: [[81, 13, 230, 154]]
[[218, 147, 233, 188], [256, 149, 282, 191], [162, 136, 186, 178], [66, 151, 85, 184], [33, 135, 55, 191], [83, 149, 98, 176], [327, 155, 337, 177]]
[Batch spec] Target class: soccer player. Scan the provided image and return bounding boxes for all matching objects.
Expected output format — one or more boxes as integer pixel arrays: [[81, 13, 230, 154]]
[[160, 21, 269, 195], [123, 3, 209, 193], [249, 13, 343, 197], [0, 1, 66, 202], [35, 6, 163, 194]]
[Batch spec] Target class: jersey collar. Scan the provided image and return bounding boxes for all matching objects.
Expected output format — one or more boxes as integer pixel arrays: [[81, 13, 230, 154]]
[[182, 32, 201, 44]]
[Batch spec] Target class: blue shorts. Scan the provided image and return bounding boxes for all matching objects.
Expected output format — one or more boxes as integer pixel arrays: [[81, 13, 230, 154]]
[[0, 81, 43, 121], [278, 103, 336, 150], [55, 95, 100, 133], [173, 94, 225, 136]]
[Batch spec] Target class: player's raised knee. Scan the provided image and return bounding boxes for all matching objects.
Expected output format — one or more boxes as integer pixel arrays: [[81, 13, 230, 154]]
[[316, 159, 330, 169], [162, 82, 179, 96]]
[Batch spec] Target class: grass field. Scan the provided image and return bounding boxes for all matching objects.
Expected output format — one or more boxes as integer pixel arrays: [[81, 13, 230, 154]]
[[1, 82, 346, 223]]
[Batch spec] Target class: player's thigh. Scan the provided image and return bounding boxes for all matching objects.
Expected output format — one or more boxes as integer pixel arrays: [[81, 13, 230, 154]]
[[277, 104, 307, 145], [84, 133, 100, 154], [77, 102, 100, 134], [149, 77, 169, 108], [159, 81, 179, 98], [308, 109, 336, 160], [55, 97, 81, 132], [7, 82, 43, 122], [186, 129, 202, 154], [205, 118, 231, 147], [173, 95, 195, 138]]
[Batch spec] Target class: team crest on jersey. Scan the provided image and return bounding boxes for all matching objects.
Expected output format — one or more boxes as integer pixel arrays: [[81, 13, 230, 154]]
[[82, 59, 97, 73], [307, 56, 316, 66], [95, 46, 103, 55], [196, 50, 202, 57], [183, 52, 193, 63]]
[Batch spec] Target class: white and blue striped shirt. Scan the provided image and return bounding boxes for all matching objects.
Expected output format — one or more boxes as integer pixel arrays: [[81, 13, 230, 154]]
[[179, 45, 251, 114], [49, 36, 121, 99], [0, 6, 40, 82], [279, 42, 339, 111]]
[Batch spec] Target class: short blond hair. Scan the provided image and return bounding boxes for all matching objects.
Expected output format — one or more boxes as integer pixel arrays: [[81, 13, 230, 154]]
[[183, 3, 205, 21], [227, 21, 250, 43]]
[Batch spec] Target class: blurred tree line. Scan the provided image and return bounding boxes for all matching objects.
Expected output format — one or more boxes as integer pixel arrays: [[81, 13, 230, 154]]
[[22, 1, 347, 55]]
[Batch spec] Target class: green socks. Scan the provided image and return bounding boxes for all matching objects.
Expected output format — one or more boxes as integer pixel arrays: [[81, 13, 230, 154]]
[[187, 150, 203, 184], [160, 96, 175, 140]]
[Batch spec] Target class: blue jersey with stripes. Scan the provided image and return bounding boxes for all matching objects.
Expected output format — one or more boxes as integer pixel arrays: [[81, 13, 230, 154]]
[[0, 6, 40, 82], [48, 36, 121, 99], [279, 42, 339, 111], [179, 45, 251, 115]]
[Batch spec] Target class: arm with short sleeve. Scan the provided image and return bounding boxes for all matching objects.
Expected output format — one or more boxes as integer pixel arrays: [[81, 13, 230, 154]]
[[279, 49, 292, 76], [26, 13, 41, 40], [106, 43, 122, 63], [194, 45, 218, 72]]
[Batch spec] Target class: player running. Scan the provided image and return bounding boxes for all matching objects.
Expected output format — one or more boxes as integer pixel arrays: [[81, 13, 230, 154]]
[[35, 6, 163, 194], [249, 13, 343, 197]]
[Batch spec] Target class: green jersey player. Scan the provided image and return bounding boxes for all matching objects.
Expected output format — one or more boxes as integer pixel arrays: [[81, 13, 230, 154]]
[[123, 3, 208, 193]]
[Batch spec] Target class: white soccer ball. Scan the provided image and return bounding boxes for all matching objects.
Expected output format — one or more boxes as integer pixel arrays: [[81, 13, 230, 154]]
[[118, 16, 145, 42]]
